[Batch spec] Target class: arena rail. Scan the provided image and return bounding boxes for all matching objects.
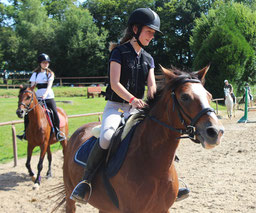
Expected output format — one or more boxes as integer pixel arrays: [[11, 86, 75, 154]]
[[0, 112, 103, 167]]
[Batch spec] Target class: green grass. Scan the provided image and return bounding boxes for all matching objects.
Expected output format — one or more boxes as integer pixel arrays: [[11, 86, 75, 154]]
[[0, 86, 225, 164], [0, 86, 97, 97]]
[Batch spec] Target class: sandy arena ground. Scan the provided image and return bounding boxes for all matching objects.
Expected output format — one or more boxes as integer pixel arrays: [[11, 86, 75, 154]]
[[0, 109, 256, 213]]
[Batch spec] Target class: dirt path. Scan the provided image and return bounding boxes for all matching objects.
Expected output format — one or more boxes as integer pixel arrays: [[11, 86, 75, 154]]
[[0, 110, 255, 213]]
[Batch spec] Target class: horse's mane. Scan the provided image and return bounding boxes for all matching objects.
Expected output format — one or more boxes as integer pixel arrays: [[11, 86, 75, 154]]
[[139, 67, 199, 116]]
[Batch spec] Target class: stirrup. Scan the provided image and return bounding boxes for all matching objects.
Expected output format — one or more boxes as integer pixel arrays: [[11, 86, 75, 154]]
[[176, 178, 190, 202], [56, 131, 66, 141], [70, 180, 92, 204]]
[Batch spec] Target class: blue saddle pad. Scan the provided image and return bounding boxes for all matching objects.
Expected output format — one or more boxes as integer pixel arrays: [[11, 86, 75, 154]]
[[74, 136, 97, 167], [74, 123, 139, 177]]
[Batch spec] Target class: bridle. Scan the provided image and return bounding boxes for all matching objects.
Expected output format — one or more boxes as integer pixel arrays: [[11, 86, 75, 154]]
[[148, 78, 215, 143], [18, 90, 40, 114]]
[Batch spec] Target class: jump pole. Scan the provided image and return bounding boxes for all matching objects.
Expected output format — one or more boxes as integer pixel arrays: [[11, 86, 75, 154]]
[[238, 86, 256, 123], [238, 87, 248, 123]]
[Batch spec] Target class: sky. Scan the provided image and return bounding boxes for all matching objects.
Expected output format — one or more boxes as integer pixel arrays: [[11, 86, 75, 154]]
[[0, 0, 10, 5]]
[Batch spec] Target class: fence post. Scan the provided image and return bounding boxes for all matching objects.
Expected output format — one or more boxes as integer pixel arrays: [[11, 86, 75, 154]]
[[11, 124, 18, 167], [216, 100, 219, 115], [60, 78, 63, 86]]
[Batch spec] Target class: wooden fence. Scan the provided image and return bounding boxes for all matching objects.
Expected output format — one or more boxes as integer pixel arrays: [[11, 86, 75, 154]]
[[0, 75, 165, 88], [0, 112, 103, 167], [0, 76, 108, 88]]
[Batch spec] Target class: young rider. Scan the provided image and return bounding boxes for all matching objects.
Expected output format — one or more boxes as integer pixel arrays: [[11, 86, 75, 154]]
[[16, 53, 66, 142], [224, 80, 236, 103], [71, 8, 189, 203]]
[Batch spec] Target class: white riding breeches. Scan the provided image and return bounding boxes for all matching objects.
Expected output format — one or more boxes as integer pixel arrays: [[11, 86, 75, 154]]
[[99, 101, 133, 150]]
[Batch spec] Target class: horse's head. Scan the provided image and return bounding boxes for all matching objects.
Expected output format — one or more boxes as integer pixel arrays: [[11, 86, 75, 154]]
[[16, 85, 37, 118], [157, 65, 224, 149], [224, 88, 230, 97]]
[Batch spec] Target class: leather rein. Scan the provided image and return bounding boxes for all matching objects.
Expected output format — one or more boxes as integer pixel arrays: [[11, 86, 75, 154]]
[[148, 78, 215, 143]]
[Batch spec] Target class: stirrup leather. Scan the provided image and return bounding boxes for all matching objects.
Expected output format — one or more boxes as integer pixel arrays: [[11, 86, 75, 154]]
[[70, 180, 92, 204]]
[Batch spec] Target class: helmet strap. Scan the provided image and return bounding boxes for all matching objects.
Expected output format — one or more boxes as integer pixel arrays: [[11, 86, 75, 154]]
[[133, 25, 145, 48]]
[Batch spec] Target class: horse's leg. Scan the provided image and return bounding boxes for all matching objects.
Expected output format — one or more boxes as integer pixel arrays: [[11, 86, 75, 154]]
[[60, 138, 67, 156], [25, 144, 35, 180], [46, 145, 52, 178], [66, 198, 76, 213], [233, 104, 236, 117], [33, 144, 48, 189]]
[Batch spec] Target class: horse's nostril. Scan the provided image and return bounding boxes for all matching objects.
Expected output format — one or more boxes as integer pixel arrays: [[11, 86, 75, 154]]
[[206, 127, 218, 138]]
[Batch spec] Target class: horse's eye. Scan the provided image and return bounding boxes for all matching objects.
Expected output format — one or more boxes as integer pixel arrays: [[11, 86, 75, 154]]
[[181, 94, 190, 102], [26, 96, 31, 100]]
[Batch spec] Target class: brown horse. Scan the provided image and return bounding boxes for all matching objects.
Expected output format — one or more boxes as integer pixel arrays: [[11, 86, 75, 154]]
[[16, 85, 68, 189], [61, 66, 224, 213]]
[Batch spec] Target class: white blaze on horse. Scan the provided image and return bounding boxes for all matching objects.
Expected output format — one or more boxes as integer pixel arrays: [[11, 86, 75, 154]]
[[224, 88, 234, 119]]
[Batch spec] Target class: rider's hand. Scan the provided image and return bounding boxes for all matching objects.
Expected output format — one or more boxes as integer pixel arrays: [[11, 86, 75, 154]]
[[131, 97, 147, 109], [42, 94, 47, 100]]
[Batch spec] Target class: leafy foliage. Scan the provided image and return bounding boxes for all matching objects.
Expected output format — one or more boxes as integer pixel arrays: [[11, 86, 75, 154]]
[[190, 2, 256, 97], [0, 0, 255, 96]]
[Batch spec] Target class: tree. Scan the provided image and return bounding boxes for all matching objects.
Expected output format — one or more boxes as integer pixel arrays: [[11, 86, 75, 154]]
[[84, 0, 155, 45], [153, 0, 213, 70], [42, 0, 74, 21], [190, 2, 256, 97], [53, 5, 108, 76], [11, 0, 54, 70]]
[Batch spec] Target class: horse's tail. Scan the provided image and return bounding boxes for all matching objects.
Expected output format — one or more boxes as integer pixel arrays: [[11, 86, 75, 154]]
[[45, 184, 66, 213]]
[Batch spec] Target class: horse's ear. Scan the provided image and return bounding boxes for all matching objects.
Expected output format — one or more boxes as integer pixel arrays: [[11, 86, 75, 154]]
[[160, 64, 176, 80], [193, 65, 210, 84]]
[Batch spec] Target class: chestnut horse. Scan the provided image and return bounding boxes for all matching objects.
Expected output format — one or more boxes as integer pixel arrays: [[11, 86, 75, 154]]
[[16, 85, 68, 189], [61, 66, 224, 213]]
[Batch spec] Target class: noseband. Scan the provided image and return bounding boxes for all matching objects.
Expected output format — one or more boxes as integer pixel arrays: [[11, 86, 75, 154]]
[[149, 78, 215, 143]]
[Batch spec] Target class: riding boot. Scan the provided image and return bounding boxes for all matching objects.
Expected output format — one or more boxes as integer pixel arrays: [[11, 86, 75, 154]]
[[16, 115, 28, 141], [70, 139, 107, 204], [17, 132, 26, 141], [176, 187, 190, 201]]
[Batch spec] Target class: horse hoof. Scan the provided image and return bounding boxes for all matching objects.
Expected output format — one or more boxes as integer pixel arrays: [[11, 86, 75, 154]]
[[31, 176, 36, 182], [33, 183, 40, 190], [46, 174, 52, 179]]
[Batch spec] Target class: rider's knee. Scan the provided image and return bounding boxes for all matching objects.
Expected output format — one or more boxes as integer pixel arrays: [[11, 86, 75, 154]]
[[99, 128, 115, 149]]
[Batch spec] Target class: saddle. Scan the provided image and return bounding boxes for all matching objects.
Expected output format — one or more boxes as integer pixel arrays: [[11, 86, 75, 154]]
[[74, 113, 144, 208], [41, 102, 55, 132]]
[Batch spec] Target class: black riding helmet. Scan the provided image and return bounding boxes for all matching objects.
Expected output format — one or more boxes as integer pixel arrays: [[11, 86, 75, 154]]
[[128, 8, 161, 47], [38, 53, 50, 63]]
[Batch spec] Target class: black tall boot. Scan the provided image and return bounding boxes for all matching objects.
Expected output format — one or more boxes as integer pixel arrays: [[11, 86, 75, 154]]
[[17, 115, 28, 141], [70, 139, 107, 204]]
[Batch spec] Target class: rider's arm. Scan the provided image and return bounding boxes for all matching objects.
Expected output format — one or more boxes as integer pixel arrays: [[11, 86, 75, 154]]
[[147, 68, 156, 98], [230, 84, 233, 93], [42, 79, 53, 99], [110, 61, 146, 108], [42, 72, 54, 99]]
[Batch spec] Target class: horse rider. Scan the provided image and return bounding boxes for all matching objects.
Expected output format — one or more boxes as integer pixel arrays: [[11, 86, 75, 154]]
[[224, 80, 236, 103], [70, 7, 190, 204], [242, 82, 253, 102], [16, 53, 66, 142]]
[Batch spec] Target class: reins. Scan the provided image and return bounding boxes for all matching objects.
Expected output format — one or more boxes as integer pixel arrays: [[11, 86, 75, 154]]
[[148, 78, 215, 143]]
